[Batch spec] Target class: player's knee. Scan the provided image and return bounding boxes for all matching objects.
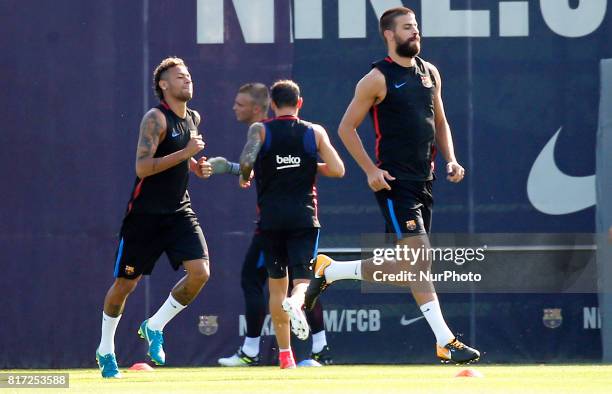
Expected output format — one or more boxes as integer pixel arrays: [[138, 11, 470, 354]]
[[268, 286, 286, 300], [188, 260, 210, 284], [113, 277, 140, 295]]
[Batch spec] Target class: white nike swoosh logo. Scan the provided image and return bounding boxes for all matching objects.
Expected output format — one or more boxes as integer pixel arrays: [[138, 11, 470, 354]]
[[394, 81, 407, 89], [527, 127, 595, 215], [172, 130, 181, 138], [400, 315, 425, 326]]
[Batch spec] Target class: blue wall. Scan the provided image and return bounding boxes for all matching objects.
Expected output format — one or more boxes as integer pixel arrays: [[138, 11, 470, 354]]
[[0, 0, 609, 367]]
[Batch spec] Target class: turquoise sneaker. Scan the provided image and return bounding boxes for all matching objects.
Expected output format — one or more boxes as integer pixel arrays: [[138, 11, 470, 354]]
[[138, 319, 166, 365], [96, 350, 121, 378]]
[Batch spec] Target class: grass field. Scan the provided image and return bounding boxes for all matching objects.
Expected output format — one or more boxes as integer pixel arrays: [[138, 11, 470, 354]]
[[2, 365, 612, 393]]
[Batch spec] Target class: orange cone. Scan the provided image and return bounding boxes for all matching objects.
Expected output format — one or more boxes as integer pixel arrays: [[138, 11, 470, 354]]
[[455, 368, 483, 378], [128, 362, 154, 371]]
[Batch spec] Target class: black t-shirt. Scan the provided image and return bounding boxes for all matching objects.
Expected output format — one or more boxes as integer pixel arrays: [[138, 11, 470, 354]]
[[125, 102, 198, 215], [254, 115, 320, 230], [370, 56, 437, 181]]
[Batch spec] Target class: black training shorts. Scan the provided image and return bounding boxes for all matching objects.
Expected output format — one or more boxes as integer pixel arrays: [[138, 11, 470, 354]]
[[113, 210, 208, 279], [374, 179, 433, 238], [259, 228, 319, 280]]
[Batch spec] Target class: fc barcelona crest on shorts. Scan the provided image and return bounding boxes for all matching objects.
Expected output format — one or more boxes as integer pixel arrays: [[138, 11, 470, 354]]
[[198, 315, 219, 335], [406, 220, 417, 231], [542, 308, 562, 329], [421, 74, 433, 88]]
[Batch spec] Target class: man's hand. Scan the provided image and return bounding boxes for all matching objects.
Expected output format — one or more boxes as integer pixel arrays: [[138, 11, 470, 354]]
[[446, 161, 465, 183], [366, 167, 395, 191], [208, 157, 230, 174], [207, 157, 241, 176], [194, 157, 212, 178], [239, 170, 254, 188], [185, 135, 205, 158]]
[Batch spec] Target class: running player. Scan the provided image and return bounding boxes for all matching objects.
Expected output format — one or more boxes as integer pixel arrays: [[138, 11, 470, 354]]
[[96, 57, 212, 378], [304, 8, 480, 364], [212, 83, 332, 366], [238, 80, 344, 368]]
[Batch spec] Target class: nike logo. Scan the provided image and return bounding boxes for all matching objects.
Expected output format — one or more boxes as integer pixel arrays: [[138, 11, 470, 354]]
[[400, 315, 425, 326], [171, 130, 181, 138], [394, 81, 408, 89], [527, 127, 595, 215]]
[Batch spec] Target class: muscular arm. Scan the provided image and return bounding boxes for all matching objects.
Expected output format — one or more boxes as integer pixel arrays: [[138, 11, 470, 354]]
[[314, 124, 344, 178], [238, 122, 265, 181], [135, 109, 201, 179], [338, 69, 395, 191], [189, 110, 202, 172], [429, 64, 464, 182], [338, 69, 386, 174], [430, 65, 456, 163]]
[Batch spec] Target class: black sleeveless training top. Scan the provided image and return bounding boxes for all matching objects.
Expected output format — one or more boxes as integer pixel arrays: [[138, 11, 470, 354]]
[[370, 56, 437, 181], [254, 115, 320, 230], [125, 101, 198, 215]]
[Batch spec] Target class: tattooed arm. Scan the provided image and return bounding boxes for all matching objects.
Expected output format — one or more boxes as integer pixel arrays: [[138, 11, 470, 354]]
[[207, 157, 241, 176], [189, 111, 203, 172], [238, 122, 265, 187], [135, 108, 205, 179]]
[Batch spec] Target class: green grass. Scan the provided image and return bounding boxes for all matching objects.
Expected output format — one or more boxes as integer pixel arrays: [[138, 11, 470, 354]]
[[3, 365, 612, 393]]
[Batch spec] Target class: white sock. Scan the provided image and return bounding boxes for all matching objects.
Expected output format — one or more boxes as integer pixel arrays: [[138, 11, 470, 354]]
[[420, 300, 455, 346], [147, 294, 186, 331], [98, 312, 121, 355], [311, 330, 327, 354], [242, 336, 260, 357], [325, 260, 362, 282]]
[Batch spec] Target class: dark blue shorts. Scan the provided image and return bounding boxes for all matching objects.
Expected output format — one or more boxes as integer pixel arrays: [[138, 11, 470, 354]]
[[259, 228, 319, 279], [113, 210, 208, 279], [374, 180, 433, 239]]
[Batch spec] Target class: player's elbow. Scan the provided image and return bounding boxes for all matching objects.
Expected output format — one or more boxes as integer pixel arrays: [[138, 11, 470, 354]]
[[337, 124, 352, 141], [328, 161, 345, 178], [135, 161, 149, 179]]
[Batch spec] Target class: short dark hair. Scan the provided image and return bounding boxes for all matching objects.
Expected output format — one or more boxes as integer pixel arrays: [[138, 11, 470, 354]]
[[270, 80, 300, 108], [153, 57, 186, 100], [238, 83, 270, 113], [379, 7, 415, 43]]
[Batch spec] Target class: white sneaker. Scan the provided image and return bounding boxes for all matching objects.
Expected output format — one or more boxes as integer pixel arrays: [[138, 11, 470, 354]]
[[282, 297, 310, 340], [217, 347, 260, 367]]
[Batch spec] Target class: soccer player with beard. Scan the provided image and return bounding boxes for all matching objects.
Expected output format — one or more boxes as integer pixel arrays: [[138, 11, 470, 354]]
[[304, 7, 480, 364]]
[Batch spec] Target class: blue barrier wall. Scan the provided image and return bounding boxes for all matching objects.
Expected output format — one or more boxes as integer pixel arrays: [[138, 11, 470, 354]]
[[1, 0, 609, 367]]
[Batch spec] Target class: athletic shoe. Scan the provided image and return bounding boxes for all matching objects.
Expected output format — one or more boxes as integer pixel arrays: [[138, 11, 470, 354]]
[[297, 359, 321, 367], [436, 338, 480, 364], [311, 345, 333, 365], [138, 319, 166, 365], [304, 254, 333, 310], [282, 296, 310, 340], [279, 350, 296, 369], [218, 347, 260, 367], [96, 350, 121, 378]]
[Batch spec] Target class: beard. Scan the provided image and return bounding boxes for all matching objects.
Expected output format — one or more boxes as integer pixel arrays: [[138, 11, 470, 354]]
[[176, 89, 193, 102], [395, 35, 420, 58]]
